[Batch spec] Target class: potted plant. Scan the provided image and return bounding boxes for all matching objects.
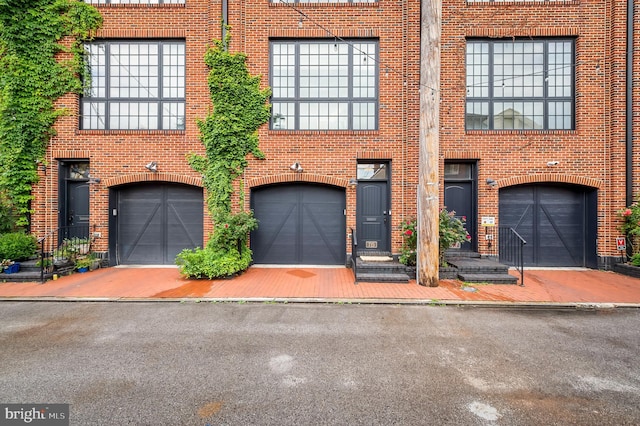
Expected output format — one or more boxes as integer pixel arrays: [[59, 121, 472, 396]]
[[1, 259, 20, 274], [68, 237, 91, 255], [53, 246, 71, 267], [74, 256, 94, 273]]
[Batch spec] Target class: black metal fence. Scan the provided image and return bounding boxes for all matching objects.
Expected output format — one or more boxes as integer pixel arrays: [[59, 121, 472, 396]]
[[38, 225, 94, 283], [498, 226, 526, 286], [350, 228, 358, 284]]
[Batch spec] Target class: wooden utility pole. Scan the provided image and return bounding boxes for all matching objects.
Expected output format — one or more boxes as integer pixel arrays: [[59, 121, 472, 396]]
[[417, 0, 441, 286]]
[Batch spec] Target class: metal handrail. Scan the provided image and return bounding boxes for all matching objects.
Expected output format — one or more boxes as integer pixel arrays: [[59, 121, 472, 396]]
[[37, 225, 93, 283], [350, 227, 358, 284], [498, 226, 527, 286]]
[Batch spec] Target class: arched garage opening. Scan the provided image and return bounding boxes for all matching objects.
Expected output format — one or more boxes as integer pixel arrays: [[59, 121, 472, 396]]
[[251, 183, 346, 265], [499, 183, 597, 268], [109, 182, 204, 265]]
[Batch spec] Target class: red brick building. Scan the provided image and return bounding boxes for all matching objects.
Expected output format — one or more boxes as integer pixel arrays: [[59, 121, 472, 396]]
[[30, 0, 638, 269]]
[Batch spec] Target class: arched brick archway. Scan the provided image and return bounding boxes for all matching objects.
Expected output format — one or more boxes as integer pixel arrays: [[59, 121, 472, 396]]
[[103, 172, 203, 188], [496, 174, 601, 190]]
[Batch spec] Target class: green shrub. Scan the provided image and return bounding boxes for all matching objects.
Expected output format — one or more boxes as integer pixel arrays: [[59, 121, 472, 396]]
[[630, 253, 640, 267], [0, 232, 37, 260], [176, 245, 252, 279], [398, 209, 471, 267]]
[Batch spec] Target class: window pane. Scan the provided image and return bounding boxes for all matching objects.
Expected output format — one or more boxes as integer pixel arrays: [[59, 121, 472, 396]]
[[357, 163, 387, 180], [465, 102, 489, 129]]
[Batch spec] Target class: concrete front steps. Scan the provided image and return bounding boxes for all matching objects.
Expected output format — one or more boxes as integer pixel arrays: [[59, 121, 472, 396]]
[[0, 259, 52, 283], [446, 255, 518, 285], [355, 255, 410, 283]]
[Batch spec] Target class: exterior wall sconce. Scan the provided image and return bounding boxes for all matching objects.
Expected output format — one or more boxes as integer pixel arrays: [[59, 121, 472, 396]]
[[348, 178, 358, 188], [88, 175, 101, 184], [289, 162, 303, 173], [486, 178, 498, 188], [145, 161, 158, 172], [546, 161, 559, 167]]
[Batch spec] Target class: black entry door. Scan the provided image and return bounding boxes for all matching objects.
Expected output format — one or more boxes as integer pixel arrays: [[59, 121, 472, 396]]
[[357, 181, 389, 253], [60, 161, 90, 240], [251, 184, 346, 265], [443, 162, 477, 252], [444, 182, 474, 251], [114, 183, 203, 265], [67, 182, 90, 233]]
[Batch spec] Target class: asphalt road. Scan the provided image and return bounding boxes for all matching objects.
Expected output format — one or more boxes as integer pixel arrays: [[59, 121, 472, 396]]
[[0, 302, 639, 425]]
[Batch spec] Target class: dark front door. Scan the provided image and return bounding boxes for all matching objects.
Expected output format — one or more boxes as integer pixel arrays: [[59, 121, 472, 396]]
[[60, 162, 91, 240], [356, 162, 390, 254], [114, 183, 203, 265], [251, 184, 346, 265], [444, 162, 477, 251]]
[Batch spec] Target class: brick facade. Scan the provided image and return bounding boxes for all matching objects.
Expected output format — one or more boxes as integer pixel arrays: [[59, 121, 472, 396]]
[[29, 0, 638, 268]]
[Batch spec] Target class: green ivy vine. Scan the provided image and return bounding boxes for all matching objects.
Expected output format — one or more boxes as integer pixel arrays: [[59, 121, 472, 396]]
[[176, 33, 271, 279], [0, 0, 102, 227]]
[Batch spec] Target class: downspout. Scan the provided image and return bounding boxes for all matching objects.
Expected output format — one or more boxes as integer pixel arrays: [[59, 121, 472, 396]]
[[626, 0, 634, 206], [222, 0, 228, 48]]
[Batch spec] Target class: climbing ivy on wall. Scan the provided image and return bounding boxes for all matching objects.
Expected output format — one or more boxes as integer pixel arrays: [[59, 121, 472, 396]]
[[176, 33, 271, 279], [0, 0, 102, 227]]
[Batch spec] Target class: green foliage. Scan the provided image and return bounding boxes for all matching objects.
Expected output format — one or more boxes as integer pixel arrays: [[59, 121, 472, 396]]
[[0, 231, 37, 260], [399, 219, 417, 266], [618, 201, 640, 239], [0, 190, 19, 233], [176, 245, 253, 280], [439, 209, 471, 265], [398, 209, 471, 267], [618, 198, 640, 261], [179, 32, 270, 278], [0, 0, 101, 226]]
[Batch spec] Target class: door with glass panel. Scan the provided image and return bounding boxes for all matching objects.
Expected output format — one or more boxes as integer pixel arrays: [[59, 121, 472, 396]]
[[356, 162, 390, 254]]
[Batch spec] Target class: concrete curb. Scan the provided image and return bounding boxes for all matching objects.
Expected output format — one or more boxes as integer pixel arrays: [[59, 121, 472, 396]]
[[1, 296, 639, 309]]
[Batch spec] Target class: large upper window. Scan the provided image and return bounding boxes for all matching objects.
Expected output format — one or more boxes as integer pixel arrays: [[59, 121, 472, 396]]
[[466, 39, 574, 131], [82, 41, 185, 130], [270, 40, 378, 131]]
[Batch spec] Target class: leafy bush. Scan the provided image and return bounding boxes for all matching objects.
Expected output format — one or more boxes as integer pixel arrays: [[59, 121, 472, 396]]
[[0, 232, 37, 260], [618, 199, 640, 261], [176, 245, 253, 279], [399, 209, 471, 267], [399, 219, 417, 266], [0, 192, 18, 233]]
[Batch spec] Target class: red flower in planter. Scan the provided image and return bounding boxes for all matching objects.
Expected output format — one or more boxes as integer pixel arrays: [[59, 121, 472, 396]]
[[405, 230, 413, 236]]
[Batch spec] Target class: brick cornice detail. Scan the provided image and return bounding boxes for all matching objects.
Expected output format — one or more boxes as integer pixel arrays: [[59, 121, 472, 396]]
[[97, 29, 186, 38], [466, 27, 580, 38], [53, 150, 91, 159], [356, 150, 393, 159], [269, 29, 379, 38], [103, 172, 202, 188], [442, 150, 481, 160], [247, 173, 348, 189], [499, 174, 601, 189]]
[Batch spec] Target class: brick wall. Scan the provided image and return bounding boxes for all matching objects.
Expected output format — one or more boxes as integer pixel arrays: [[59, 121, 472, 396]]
[[30, 0, 636, 265]]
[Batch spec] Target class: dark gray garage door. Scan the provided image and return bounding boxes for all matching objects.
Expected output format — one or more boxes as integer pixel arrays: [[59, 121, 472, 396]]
[[251, 184, 346, 265], [499, 184, 597, 267], [115, 183, 203, 265]]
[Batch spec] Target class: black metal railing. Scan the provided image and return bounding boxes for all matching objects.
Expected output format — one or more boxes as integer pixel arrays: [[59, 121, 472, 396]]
[[38, 225, 93, 283], [498, 226, 527, 286], [350, 227, 358, 284]]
